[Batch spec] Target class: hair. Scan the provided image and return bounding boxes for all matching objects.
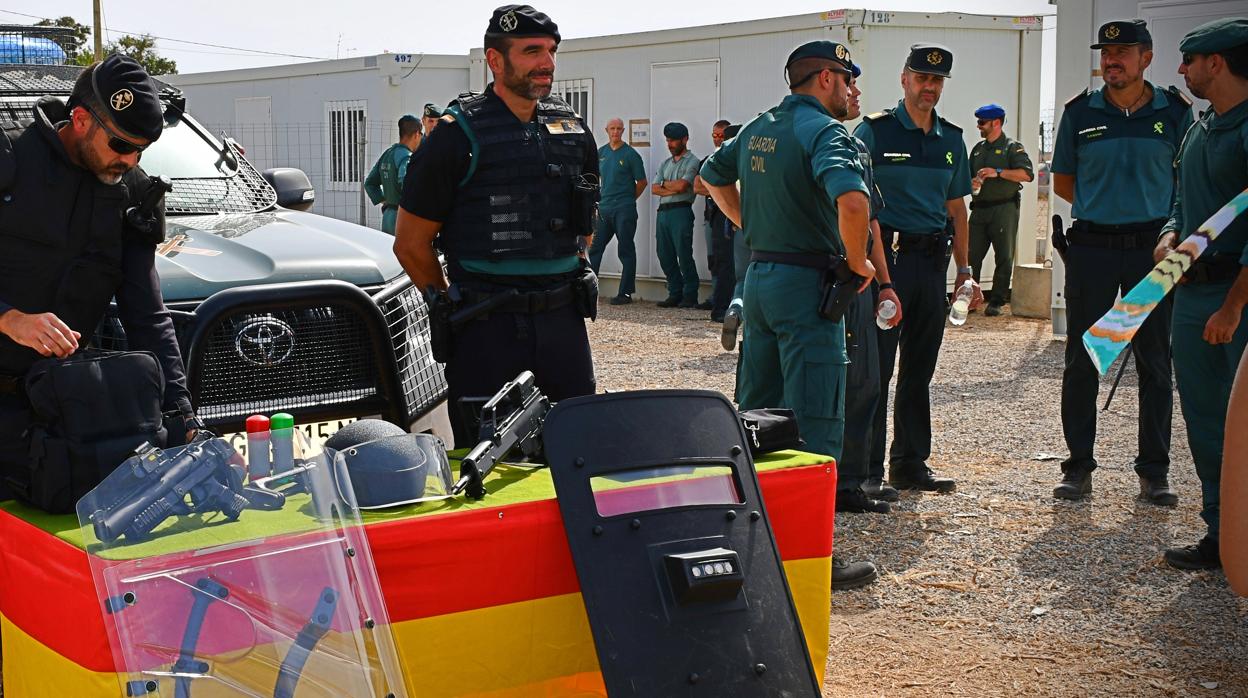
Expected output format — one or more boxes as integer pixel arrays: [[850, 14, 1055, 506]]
[[67, 63, 103, 114], [1221, 42, 1248, 79], [484, 34, 514, 60], [787, 57, 839, 91], [713, 119, 731, 129], [398, 114, 421, 139]]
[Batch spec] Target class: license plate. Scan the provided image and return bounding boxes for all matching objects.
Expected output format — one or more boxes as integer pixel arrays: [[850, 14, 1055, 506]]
[[223, 417, 374, 459]]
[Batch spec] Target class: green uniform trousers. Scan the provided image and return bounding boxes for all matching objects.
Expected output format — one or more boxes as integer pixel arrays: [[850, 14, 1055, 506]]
[[1172, 283, 1248, 540], [738, 261, 847, 461], [968, 201, 1019, 305], [381, 205, 398, 236], [655, 205, 699, 302]]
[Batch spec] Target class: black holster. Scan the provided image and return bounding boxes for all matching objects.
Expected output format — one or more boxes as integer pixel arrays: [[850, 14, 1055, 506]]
[[11, 350, 167, 514], [817, 256, 862, 323], [572, 266, 599, 321], [424, 287, 454, 364]]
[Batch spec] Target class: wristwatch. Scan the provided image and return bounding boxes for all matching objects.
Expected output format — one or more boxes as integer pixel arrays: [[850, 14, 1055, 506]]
[[995, 168, 1002, 176], [957, 266, 973, 275]]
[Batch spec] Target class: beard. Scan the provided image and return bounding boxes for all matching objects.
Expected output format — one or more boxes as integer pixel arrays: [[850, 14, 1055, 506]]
[[828, 93, 850, 120], [76, 137, 128, 185], [502, 59, 553, 100]]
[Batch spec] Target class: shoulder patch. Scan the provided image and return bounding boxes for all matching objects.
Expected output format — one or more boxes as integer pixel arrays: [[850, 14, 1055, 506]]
[[1167, 85, 1193, 107], [863, 110, 889, 122], [1065, 88, 1089, 107]]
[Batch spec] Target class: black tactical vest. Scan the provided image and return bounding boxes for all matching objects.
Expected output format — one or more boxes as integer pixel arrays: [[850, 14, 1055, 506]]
[[0, 98, 133, 375], [439, 89, 589, 261]]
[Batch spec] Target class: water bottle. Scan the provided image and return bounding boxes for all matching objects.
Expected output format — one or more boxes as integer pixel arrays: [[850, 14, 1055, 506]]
[[949, 280, 974, 326], [876, 299, 897, 330]]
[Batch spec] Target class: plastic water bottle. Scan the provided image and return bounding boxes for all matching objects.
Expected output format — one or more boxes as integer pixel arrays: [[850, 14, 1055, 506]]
[[270, 412, 295, 475], [876, 299, 897, 330], [949, 280, 974, 326]]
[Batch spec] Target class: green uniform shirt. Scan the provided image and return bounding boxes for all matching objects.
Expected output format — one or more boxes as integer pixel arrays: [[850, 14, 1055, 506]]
[[969, 134, 1033, 203], [1166, 97, 1248, 263], [364, 142, 412, 207], [701, 93, 867, 256], [598, 142, 646, 211], [853, 100, 971, 233], [656, 151, 700, 205], [1051, 83, 1193, 224]]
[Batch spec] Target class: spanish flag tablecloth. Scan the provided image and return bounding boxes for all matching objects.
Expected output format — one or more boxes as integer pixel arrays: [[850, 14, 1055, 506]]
[[0, 451, 836, 696]]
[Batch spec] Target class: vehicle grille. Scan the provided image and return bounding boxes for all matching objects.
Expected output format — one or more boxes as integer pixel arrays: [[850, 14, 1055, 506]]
[[377, 281, 447, 420]]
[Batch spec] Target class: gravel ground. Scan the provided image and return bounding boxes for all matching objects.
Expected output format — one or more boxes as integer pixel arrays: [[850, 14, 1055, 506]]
[[586, 299, 1248, 698]]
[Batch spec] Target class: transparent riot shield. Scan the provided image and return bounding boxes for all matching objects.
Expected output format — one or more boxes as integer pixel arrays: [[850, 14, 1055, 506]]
[[76, 432, 408, 698]]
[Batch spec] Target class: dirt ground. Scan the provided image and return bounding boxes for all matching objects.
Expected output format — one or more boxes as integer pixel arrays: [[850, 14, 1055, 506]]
[[586, 298, 1248, 698]]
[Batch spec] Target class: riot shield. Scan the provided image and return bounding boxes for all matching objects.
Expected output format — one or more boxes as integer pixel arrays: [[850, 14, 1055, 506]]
[[544, 390, 821, 697], [76, 432, 407, 698]]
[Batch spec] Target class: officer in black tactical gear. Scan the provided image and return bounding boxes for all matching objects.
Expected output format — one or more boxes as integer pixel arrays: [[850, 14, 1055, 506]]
[[0, 55, 198, 500], [394, 5, 600, 446]]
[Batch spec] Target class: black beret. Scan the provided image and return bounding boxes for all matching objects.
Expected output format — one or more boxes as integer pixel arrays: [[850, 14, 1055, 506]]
[[723, 124, 742, 139], [906, 44, 953, 78], [486, 5, 560, 43], [1091, 19, 1151, 49], [90, 54, 163, 142], [785, 41, 855, 77], [662, 122, 688, 140]]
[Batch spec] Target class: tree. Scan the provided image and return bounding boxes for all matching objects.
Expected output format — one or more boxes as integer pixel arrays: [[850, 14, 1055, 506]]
[[34, 16, 91, 61], [65, 32, 178, 75]]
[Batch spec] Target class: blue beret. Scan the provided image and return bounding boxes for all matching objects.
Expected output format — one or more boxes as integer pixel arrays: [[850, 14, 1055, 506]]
[[906, 44, 953, 78], [851, 62, 861, 79], [974, 104, 1005, 120], [88, 54, 163, 142], [663, 122, 688, 140], [487, 5, 560, 43], [785, 41, 854, 76], [1091, 19, 1151, 49], [1180, 17, 1248, 55]]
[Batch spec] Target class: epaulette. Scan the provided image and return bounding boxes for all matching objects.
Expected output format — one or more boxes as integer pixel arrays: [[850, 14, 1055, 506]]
[[440, 113, 457, 124], [1065, 88, 1089, 107], [862, 110, 890, 122], [938, 115, 962, 133], [1167, 85, 1193, 107]]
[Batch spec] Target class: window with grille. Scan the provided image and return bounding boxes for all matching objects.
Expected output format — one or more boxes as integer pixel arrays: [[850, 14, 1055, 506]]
[[326, 100, 367, 191], [552, 78, 592, 129]]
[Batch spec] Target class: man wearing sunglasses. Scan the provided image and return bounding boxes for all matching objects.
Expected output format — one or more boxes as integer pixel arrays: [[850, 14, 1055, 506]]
[[0, 55, 199, 506], [968, 104, 1033, 317]]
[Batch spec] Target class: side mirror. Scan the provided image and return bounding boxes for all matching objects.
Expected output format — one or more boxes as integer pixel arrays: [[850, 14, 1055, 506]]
[[262, 167, 316, 212]]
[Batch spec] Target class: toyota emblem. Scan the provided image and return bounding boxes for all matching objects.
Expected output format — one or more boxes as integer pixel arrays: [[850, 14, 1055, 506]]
[[235, 317, 296, 367]]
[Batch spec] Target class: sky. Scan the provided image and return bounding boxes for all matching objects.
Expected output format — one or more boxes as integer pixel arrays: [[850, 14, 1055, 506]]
[[6, 0, 1056, 105]]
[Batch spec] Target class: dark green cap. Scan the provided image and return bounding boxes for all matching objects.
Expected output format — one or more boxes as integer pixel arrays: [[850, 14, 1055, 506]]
[[784, 41, 854, 77], [1180, 17, 1248, 55], [906, 44, 953, 78], [1091, 19, 1151, 49]]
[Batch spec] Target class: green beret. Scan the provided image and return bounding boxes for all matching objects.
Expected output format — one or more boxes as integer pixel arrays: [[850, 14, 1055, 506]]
[[784, 41, 854, 76], [1180, 17, 1248, 55]]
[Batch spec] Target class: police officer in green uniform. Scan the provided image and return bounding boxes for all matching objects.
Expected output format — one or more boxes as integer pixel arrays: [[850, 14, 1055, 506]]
[[393, 5, 599, 446], [1050, 19, 1192, 504], [364, 113, 421, 235], [0, 56, 200, 500], [1154, 17, 1248, 570], [588, 117, 647, 304], [422, 103, 443, 137], [653, 122, 702, 308], [702, 41, 878, 589], [968, 103, 1034, 315], [855, 44, 980, 494]]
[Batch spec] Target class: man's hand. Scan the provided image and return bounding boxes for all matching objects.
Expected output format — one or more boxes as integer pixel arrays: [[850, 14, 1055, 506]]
[[1154, 231, 1178, 265], [0, 309, 80, 358], [1205, 304, 1242, 345], [955, 273, 986, 310], [975, 167, 999, 181], [878, 287, 902, 328], [850, 258, 876, 292]]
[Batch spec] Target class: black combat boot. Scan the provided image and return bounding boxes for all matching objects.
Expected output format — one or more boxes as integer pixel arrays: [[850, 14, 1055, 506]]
[[863, 477, 900, 502], [1053, 468, 1092, 500], [657, 296, 681, 308], [831, 556, 879, 590], [836, 487, 890, 514], [890, 465, 956, 493], [1164, 535, 1221, 571], [1138, 474, 1178, 506]]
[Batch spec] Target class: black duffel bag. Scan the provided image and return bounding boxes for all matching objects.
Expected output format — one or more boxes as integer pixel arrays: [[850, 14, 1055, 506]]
[[13, 350, 167, 514], [739, 408, 804, 456]]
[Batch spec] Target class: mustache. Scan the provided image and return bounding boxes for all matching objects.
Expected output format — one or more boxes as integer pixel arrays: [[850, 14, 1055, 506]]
[[528, 70, 554, 79]]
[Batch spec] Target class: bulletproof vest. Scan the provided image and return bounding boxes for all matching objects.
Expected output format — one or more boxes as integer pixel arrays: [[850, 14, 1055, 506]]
[[439, 90, 587, 261], [378, 143, 406, 206], [0, 112, 132, 376]]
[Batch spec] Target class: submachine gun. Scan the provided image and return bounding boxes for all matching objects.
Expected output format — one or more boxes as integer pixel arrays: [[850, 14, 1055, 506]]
[[452, 371, 550, 500]]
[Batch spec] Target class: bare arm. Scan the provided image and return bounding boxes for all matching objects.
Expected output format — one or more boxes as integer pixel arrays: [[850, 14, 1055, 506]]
[[706, 183, 741, 229], [975, 167, 1033, 184], [837, 191, 872, 280], [394, 208, 447, 291], [693, 175, 709, 197], [1053, 173, 1075, 204], [634, 179, 647, 200]]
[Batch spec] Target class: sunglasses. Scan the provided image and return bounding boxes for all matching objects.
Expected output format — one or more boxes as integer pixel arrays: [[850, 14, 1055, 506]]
[[976, 118, 995, 125], [85, 108, 147, 155]]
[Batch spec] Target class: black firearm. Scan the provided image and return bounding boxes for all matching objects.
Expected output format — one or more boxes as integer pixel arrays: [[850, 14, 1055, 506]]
[[423, 285, 521, 363], [90, 437, 255, 544], [125, 174, 172, 240], [453, 370, 550, 500]]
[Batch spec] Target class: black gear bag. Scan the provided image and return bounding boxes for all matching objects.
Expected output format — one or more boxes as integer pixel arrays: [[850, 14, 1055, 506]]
[[9, 350, 167, 513]]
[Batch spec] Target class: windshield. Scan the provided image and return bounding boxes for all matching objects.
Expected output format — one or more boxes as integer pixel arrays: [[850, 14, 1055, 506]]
[[138, 115, 233, 180]]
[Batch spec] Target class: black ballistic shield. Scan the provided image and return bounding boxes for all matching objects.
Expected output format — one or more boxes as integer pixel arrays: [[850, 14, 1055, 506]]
[[544, 390, 820, 697]]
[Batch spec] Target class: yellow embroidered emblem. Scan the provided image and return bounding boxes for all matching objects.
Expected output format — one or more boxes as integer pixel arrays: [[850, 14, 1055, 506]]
[[927, 51, 943, 65], [1105, 25, 1121, 40]]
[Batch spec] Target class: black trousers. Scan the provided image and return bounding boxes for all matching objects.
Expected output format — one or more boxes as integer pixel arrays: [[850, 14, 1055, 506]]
[[709, 220, 736, 319], [444, 303, 595, 447], [0, 395, 27, 501], [841, 284, 881, 491], [1061, 243, 1172, 477], [871, 248, 949, 476]]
